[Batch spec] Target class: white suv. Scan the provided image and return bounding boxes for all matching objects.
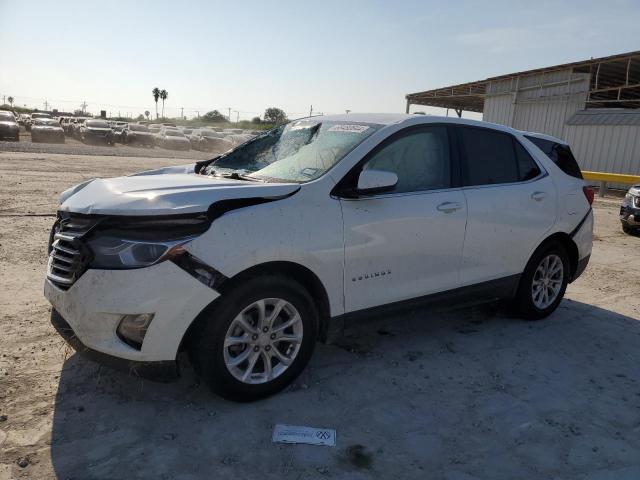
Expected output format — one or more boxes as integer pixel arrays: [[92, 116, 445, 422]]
[[44, 114, 593, 401]]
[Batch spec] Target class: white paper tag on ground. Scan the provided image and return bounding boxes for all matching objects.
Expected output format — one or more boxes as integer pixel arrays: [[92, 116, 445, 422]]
[[272, 424, 336, 447]]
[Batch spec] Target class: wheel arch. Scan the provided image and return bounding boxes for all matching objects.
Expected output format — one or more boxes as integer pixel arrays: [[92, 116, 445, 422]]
[[531, 232, 579, 282], [179, 260, 333, 357]]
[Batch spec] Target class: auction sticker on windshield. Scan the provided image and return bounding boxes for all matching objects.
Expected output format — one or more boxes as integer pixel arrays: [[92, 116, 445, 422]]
[[272, 424, 336, 447], [327, 124, 370, 134]]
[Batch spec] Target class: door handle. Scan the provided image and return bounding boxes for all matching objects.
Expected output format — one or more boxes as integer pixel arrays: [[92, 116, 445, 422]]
[[531, 191, 547, 201], [436, 201, 462, 213]]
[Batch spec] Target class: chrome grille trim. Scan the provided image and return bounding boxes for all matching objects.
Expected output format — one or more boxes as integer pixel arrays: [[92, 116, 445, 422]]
[[46, 215, 99, 290]]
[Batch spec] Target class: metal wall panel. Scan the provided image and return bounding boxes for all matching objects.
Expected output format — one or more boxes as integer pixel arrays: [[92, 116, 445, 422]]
[[565, 124, 640, 175], [483, 94, 514, 126]]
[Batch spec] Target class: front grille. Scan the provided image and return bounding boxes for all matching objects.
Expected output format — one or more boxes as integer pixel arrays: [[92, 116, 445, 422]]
[[47, 215, 98, 289]]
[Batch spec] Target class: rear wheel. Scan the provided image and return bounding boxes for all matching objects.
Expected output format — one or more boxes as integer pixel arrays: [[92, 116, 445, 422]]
[[190, 275, 319, 401], [514, 242, 569, 320]]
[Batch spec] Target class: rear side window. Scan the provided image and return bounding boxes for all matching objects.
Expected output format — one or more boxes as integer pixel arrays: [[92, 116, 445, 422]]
[[525, 135, 583, 179], [459, 127, 519, 186]]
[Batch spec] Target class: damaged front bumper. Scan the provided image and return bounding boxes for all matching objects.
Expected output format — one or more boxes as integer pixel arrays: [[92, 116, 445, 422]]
[[50, 309, 179, 380], [44, 260, 219, 374]]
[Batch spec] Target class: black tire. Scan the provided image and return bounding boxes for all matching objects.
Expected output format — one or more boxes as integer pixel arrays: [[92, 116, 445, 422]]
[[622, 223, 634, 235], [513, 241, 569, 320], [190, 275, 319, 401]]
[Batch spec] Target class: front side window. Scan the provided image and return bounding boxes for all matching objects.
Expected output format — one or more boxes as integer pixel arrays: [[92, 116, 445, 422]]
[[362, 126, 451, 193], [459, 127, 519, 186], [206, 120, 381, 182]]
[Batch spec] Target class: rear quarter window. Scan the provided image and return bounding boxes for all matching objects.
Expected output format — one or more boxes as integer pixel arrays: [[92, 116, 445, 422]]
[[525, 135, 583, 179]]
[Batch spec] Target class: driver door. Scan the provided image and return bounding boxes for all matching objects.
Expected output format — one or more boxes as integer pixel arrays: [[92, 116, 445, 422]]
[[339, 125, 467, 313]]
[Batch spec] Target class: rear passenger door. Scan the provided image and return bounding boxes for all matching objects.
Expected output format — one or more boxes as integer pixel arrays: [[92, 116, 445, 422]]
[[455, 126, 557, 287]]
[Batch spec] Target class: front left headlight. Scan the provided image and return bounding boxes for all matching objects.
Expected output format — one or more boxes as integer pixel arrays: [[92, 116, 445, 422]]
[[86, 235, 196, 269]]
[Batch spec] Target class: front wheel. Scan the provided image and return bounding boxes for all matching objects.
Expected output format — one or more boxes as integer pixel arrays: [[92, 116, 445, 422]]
[[190, 275, 319, 401], [514, 243, 569, 320]]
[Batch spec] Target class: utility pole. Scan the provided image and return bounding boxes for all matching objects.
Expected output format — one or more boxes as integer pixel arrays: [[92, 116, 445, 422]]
[[227, 107, 231, 121], [180, 107, 184, 118], [80, 101, 88, 114], [2, 95, 5, 105], [44, 100, 49, 111], [309, 105, 313, 116], [196, 111, 200, 118]]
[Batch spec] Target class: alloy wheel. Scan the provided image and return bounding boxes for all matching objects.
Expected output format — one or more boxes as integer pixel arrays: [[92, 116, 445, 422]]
[[531, 254, 563, 309], [223, 298, 303, 384]]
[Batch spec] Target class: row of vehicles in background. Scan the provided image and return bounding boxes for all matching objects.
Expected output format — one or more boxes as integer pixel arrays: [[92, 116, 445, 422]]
[[15, 111, 258, 151]]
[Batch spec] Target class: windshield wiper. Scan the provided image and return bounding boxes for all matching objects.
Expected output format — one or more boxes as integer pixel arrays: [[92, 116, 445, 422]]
[[210, 169, 264, 182]]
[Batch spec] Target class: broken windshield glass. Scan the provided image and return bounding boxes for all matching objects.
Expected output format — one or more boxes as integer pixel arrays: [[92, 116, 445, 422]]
[[204, 120, 381, 182]]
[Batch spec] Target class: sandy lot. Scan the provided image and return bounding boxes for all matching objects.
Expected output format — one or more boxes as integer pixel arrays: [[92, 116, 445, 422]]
[[1, 150, 639, 480]]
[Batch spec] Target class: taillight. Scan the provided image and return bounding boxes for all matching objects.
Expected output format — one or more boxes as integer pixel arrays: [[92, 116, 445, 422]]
[[583, 186, 594, 205]]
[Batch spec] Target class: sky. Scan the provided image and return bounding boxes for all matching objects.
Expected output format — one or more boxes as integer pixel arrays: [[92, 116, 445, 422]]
[[1, 0, 639, 121]]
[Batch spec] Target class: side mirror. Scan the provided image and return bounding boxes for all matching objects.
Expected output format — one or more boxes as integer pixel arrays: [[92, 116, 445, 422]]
[[357, 169, 398, 194]]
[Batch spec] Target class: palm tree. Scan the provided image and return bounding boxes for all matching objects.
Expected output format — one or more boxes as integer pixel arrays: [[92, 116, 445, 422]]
[[159, 90, 168, 118], [144, 110, 150, 120], [7, 96, 14, 108], [152, 88, 160, 119]]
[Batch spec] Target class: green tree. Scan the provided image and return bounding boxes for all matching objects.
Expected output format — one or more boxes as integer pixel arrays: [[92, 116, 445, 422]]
[[152, 87, 160, 119], [160, 89, 168, 118], [264, 107, 287, 125], [251, 116, 262, 124], [136, 114, 145, 120], [144, 110, 150, 120], [202, 110, 227, 123], [7, 96, 14, 108]]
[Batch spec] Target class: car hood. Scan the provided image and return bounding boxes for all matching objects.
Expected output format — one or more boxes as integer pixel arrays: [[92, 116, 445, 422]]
[[59, 173, 301, 216]]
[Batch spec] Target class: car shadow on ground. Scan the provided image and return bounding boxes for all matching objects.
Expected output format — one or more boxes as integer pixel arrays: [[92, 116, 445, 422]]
[[49, 299, 640, 479]]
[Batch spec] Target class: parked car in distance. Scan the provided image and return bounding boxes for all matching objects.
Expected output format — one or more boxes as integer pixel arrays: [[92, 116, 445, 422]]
[[61, 117, 81, 136], [30, 118, 65, 143], [148, 124, 162, 135], [161, 122, 177, 127], [0, 110, 20, 141], [44, 114, 593, 401], [620, 184, 640, 234], [111, 122, 128, 143], [79, 119, 114, 145], [122, 123, 155, 147], [155, 129, 190, 150], [189, 128, 233, 152], [71, 118, 88, 139], [25, 112, 52, 131]]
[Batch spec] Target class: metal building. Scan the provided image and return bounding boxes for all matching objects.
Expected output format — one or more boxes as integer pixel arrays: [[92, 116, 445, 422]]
[[405, 51, 640, 176]]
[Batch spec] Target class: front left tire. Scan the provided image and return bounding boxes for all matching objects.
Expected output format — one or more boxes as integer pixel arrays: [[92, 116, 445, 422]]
[[189, 274, 319, 402]]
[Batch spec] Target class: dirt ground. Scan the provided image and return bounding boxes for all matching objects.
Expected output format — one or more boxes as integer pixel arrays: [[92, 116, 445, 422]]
[[1, 150, 639, 480]]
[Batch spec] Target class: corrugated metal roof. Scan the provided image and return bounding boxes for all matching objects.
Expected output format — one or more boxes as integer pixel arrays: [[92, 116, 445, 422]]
[[566, 109, 640, 126]]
